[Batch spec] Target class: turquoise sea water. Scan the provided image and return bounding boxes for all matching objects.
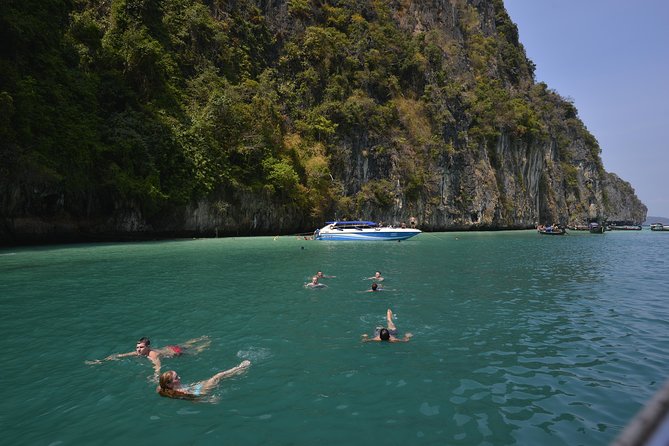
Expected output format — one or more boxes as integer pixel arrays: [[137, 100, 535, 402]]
[[1, 230, 668, 445]]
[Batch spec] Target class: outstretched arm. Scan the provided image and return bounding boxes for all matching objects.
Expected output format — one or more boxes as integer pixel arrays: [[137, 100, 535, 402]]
[[361, 334, 380, 342], [149, 354, 162, 382], [85, 351, 134, 365], [391, 333, 413, 343]]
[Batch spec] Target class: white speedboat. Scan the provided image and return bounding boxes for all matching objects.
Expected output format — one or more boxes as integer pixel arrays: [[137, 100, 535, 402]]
[[313, 221, 421, 241], [650, 223, 669, 231]]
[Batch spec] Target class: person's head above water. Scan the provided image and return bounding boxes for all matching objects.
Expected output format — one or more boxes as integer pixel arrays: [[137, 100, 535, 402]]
[[157, 370, 198, 400], [371, 283, 378, 291], [136, 337, 151, 356], [159, 370, 180, 390], [379, 328, 391, 341]]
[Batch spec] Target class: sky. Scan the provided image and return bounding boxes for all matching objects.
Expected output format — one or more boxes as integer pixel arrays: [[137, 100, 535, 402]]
[[504, 0, 669, 218]]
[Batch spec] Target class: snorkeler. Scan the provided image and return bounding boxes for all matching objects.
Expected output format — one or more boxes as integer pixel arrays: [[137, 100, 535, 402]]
[[85, 336, 211, 379], [157, 360, 251, 400], [362, 309, 413, 343]]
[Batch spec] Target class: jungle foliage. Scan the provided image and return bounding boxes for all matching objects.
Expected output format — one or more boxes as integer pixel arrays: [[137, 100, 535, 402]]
[[0, 0, 594, 221]]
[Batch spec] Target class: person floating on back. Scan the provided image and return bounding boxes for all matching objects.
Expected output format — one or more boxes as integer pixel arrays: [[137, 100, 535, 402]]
[[157, 360, 251, 400], [362, 309, 413, 342], [85, 336, 211, 379]]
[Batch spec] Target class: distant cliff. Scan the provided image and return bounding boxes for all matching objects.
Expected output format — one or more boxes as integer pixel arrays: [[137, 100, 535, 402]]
[[0, 0, 646, 244]]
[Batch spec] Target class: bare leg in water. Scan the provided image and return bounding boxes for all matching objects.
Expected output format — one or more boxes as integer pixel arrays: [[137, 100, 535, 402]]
[[179, 336, 212, 354], [386, 308, 397, 331], [199, 360, 251, 394]]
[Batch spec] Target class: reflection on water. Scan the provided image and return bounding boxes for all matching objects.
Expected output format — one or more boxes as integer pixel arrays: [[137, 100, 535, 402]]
[[1, 230, 668, 445]]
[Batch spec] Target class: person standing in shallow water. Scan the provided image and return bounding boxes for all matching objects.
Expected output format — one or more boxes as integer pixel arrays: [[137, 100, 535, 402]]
[[157, 360, 251, 400], [362, 309, 413, 342], [86, 336, 211, 379]]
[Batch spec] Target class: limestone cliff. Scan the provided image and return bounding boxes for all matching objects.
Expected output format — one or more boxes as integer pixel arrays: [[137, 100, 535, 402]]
[[0, 0, 647, 244]]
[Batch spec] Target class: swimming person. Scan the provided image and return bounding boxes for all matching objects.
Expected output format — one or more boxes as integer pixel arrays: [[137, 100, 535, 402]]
[[316, 271, 336, 279], [362, 309, 413, 342], [157, 360, 251, 400], [86, 336, 211, 379], [363, 282, 396, 292], [366, 271, 384, 281], [305, 276, 327, 288]]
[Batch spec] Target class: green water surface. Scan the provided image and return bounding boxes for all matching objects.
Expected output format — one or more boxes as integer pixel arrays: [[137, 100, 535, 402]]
[[1, 230, 668, 445]]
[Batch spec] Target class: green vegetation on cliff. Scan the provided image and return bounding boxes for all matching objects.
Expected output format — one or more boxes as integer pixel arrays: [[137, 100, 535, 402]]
[[0, 0, 645, 240]]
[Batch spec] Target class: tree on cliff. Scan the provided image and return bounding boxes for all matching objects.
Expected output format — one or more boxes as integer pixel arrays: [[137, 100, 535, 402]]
[[0, 0, 645, 243]]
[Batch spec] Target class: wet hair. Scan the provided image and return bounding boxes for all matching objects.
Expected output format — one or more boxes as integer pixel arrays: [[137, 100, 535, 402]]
[[379, 328, 391, 341], [159, 371, 176, 389], [371, 283, 378, 291], [137, 337, 150, 346], [157, 371, 198, 400]]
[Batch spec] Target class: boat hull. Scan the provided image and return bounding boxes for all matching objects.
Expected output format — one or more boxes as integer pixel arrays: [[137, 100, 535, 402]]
[[608, 225, 642, 231], [315, 229, 421, 241], [589, 223, 605, 234], [537, 225, 566, 235], [314, 220, 421, 241]]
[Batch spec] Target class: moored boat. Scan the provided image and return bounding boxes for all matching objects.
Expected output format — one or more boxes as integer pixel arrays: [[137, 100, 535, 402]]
[[607, 224, 642, 231], [537, 225, 566, 235], [588, 222, 605, 234], [314, 221, 421, 241], [650, 223, 669, 231]]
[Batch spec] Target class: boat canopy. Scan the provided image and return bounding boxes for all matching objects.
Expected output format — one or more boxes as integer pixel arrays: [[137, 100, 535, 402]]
[[326, 221, 378, 226]]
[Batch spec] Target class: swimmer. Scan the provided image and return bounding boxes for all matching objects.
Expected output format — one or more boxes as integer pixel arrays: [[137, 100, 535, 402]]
[[366, 271, 384, 281], [86, 336, 211, 379], [305, 276, 327, 288], [316, 271, 336, 279], [158, 360, 251, 400], [362, 309, 413, 342], [363, 282, 395, 292]]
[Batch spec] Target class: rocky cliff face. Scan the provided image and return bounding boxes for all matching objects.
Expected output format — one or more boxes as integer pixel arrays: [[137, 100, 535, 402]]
[[603, 173, 647, 223], [0, 0, 646, 244]]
